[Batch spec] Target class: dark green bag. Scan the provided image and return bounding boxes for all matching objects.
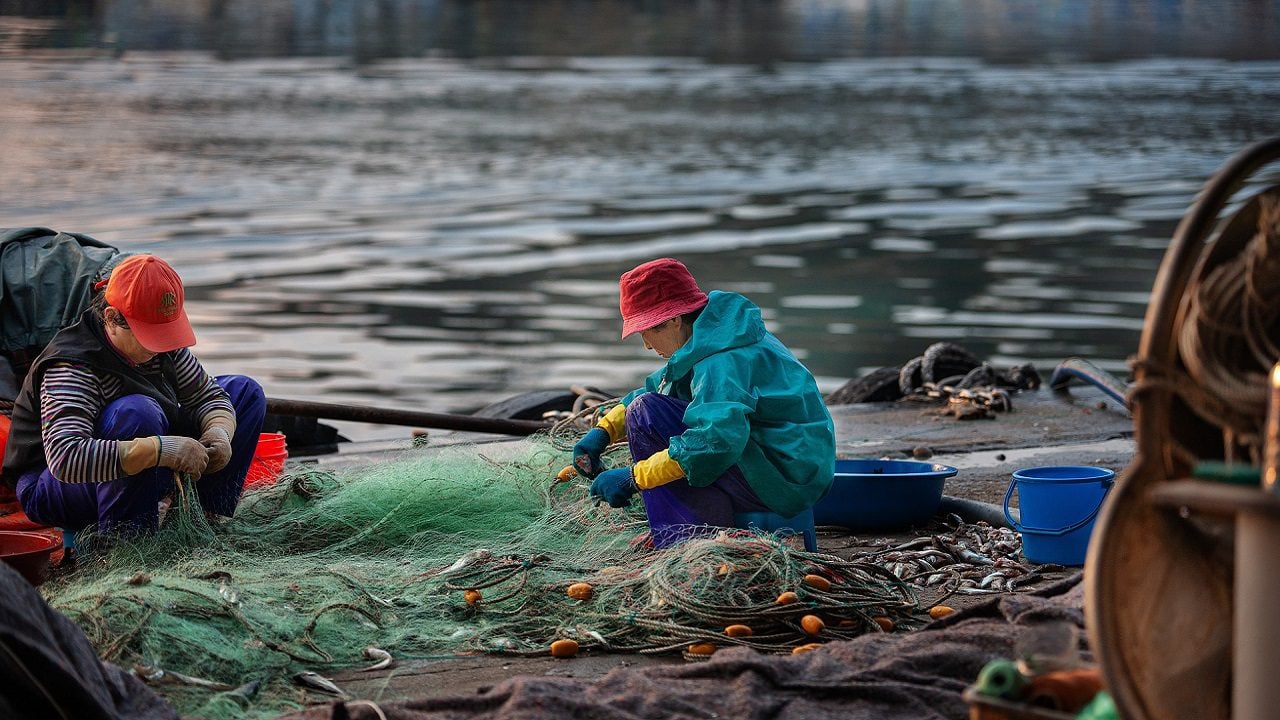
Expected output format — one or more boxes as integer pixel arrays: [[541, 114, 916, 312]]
[[0, 227, 124, 399]]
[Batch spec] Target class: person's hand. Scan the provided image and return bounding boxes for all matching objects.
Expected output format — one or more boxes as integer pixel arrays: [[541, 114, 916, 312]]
[[200, 427, 233, 474], [158, 435, 208, 478], [590, 467, 637, 508], [572, 428, 611, 479]]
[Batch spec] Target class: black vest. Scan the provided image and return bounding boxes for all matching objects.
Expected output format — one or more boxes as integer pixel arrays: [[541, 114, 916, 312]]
[[1, 308, 192, 486]]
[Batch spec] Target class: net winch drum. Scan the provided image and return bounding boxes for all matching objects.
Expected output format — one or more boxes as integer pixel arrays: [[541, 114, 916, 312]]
[[1086, 136, 1280, 720]]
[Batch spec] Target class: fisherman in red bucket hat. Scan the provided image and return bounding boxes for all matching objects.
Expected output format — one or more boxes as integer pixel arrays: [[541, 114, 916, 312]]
[[1, 254, 266, 537], [573, 258, 835, 547]]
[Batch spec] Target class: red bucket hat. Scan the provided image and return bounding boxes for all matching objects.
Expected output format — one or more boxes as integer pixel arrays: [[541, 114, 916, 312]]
[[619, 258, 709, 339], [104, 254, 197, 353]]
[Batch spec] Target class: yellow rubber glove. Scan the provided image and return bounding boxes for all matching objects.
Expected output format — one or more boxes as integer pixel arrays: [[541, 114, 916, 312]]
[[633, 449, 686, 490], [597, 403, 627, 443]]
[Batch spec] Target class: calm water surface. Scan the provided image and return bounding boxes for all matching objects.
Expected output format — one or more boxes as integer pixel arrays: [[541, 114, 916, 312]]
[[2, 2, 1279, 439]]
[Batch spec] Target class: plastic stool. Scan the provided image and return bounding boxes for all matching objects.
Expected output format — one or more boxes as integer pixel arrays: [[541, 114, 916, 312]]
[[733, 507, 818, 552]]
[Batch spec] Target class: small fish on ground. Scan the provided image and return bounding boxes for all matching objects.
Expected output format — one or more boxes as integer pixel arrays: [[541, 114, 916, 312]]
[[229, 679, 262, 700], [293, 670, 346, 696], [134, 664, 235, 691], [360, 646, 393, 671], [439, 548, 492, 576]]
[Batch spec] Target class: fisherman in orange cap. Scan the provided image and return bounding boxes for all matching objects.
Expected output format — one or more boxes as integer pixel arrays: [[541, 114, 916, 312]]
[[573, 258, 834, 547], [1, 254, 266, 536]]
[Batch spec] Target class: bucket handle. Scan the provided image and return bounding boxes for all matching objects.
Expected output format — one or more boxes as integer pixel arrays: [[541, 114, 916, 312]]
[[1002, 475, 1114, 537]]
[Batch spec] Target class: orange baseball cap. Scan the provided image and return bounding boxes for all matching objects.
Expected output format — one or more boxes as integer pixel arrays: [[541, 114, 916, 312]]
[[104, 254, 197, 352]]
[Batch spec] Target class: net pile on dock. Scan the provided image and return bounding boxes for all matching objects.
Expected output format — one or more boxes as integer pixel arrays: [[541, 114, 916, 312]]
[[41, 437, 918, 719]]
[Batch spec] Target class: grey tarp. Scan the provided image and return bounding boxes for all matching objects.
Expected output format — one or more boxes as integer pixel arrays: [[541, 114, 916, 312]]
[[0, 227, 124, 399], [296, 576, 1087, 720], [0, 561, 178, 720]]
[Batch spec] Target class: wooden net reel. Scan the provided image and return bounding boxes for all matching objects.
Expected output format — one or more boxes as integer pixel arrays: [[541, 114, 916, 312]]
[[1085, 136, 1280, 720]]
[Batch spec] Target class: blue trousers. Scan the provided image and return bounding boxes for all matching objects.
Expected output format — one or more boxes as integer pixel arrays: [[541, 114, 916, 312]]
[[17, 375, 266, 535], [625, 392, 767, 547]]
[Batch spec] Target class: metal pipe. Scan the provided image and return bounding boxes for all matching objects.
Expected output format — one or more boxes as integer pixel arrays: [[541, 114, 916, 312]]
[[939, 495, 1014, 528], [265, 397, 551, 437], [1234, 511, 1280, 719], [1235, 362, 1280, 719]]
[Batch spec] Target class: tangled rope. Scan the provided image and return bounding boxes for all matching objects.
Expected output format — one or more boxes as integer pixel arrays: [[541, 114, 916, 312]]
[[1142, 188, 1280, 463], [826, 342, 1040, 417], [545, 387, 620, 446], [444, 532, 921, 658]]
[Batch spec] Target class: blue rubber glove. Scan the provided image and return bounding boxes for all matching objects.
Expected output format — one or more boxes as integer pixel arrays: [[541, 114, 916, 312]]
[[590, 467, 638, 508], [572, 428, 611, 479]]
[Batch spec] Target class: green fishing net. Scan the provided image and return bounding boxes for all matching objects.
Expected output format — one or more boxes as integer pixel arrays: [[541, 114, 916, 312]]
[[41, 435, 918, 719]]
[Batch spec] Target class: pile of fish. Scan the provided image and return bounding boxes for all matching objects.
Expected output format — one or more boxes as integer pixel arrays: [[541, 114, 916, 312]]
[[860, 517, 1059, 596]]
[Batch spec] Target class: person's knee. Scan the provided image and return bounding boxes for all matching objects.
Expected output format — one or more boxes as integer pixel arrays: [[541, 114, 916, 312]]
[[217, 374, 264, 404], [625, 392, 660, 419], [98, 395, 167, 438], [217, 375, 267, 423]]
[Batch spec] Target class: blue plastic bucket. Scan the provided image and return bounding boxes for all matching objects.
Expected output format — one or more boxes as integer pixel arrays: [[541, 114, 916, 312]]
[[1003, 466, 1114, 566]]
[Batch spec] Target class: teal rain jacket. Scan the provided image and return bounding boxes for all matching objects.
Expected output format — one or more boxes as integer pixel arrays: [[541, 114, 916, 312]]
[[621, 290, 834, 517]]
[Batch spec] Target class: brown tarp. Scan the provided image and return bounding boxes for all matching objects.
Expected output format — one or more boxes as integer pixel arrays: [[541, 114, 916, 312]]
[[298, 576, 1086, 720]]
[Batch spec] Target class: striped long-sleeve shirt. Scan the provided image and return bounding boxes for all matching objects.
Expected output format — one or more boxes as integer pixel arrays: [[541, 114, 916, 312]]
[[39, 349, 233, 483]]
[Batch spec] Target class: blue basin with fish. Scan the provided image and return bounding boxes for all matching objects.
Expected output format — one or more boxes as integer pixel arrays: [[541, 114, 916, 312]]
[[812, 459, 957, 530]]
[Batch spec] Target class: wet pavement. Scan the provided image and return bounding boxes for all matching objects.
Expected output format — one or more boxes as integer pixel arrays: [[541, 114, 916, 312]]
[[828, 383, 1132, 506]]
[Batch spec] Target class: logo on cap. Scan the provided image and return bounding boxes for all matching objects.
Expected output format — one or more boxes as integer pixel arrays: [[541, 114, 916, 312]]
[[158, 291, 179, 318]]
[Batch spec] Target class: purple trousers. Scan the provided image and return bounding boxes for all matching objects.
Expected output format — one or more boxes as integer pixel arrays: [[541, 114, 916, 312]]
[[16, 375, 266, 535], [625, 392, 767, 548]]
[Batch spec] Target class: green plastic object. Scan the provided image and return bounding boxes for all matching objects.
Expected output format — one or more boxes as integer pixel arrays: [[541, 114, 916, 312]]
[[974, 658, 1029, 700], [1191, 461, 1261, 486], [1074, 690, 1118, 720]]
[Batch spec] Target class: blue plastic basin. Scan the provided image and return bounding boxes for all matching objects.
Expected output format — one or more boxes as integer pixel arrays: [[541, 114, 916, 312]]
[[813, 459, 957, 530]]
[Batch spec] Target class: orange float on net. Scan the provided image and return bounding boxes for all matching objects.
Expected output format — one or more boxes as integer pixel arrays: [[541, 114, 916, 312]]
[[550, 639, 579, 658], [800, 615, 825, 636], [566, 582, 594, 600], [802, 574, 832, 591]]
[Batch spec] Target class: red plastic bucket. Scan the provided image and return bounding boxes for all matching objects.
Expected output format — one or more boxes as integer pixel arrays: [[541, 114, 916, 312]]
[[0, 530, 59, 586], [0, 414, 12, 504], [0, 414, 10, 466], [244, 432, 288, 489]]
